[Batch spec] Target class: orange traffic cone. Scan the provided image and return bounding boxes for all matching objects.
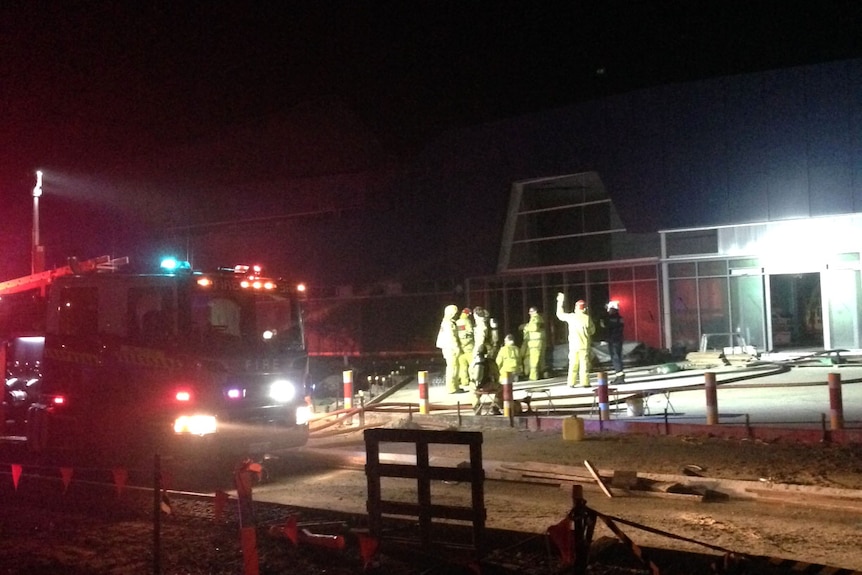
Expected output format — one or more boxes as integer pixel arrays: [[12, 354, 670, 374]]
[[357, 532, 380, 571], [268, 515, 299, 545], [298, 528, 345, 550], [547, 517, 573, 566]]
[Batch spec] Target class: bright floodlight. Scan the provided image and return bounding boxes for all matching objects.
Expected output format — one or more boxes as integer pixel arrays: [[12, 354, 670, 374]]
[[33, 170, 43, 197]]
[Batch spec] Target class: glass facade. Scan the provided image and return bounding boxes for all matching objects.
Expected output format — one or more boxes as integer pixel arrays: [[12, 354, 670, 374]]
[[491, 174, 862, 358], [467, 264, 662, 351], [663, 216, 862, 354]]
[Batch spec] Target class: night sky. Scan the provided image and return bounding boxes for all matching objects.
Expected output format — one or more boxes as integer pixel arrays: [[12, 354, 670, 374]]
[[2, 1, 861, 279]]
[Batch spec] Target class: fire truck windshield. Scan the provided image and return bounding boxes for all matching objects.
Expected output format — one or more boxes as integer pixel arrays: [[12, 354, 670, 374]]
[[187, 286, 304, 354]]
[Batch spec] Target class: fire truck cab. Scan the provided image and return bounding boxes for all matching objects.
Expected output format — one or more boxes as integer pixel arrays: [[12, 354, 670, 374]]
[[1, 257, 310, 464]]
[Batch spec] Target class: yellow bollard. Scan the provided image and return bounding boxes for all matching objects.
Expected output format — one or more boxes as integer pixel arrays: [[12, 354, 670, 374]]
[[418, 370, 429, 415]]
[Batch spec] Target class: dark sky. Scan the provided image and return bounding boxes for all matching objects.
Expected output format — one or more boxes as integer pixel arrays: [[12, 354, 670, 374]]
[[2, 1, 861, 277]]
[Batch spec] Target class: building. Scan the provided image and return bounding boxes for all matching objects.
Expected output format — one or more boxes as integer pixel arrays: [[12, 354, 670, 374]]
[[425, 58, 862, 357], [155, 58, 862, 360]]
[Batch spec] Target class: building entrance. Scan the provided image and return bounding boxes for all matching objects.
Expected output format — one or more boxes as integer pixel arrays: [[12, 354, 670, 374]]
[[769, 273, 823, 349]]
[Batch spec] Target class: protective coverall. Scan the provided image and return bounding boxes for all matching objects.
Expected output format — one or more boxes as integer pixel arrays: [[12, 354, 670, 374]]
[[556, 293, 595, 387], [520, 307, 546, 380], [470, 307, 502, 411], [496, 336, 522, 381], [455, 309, 475, 391], [436, 304, 462, 393], [470, 307, 491, 387]]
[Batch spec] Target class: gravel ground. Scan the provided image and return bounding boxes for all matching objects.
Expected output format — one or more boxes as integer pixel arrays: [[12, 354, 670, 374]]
[[1, 422, 861, 574]]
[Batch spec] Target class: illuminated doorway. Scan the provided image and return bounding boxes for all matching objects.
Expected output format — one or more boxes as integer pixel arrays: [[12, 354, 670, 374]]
[[769, 273, 823, 349]]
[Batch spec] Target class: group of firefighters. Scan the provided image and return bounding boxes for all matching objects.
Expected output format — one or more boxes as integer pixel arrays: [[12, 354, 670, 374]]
[[436, 293, 625, 415]]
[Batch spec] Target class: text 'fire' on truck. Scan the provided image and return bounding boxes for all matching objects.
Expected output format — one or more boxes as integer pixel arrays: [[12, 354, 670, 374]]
[[0, 255, 310, 464]]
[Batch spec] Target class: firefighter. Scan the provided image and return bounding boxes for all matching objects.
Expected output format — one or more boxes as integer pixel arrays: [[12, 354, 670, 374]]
[[496, 333, 522, 382], [455, 308, 475, 392], [471, 330, 511, 416], [471, 306, 493, 387], [436, 304, 462, 393], [520, 306, 546, 380], [556, 293, 595, 387], [603, 300, 625, 381], [488, 314, 501, 359]]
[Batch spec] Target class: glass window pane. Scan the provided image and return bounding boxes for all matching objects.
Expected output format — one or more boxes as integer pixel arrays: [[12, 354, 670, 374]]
[[588, 269, 608, 284], [669, 278, 699, 354], [698, 260, 728, 277], [730, 275, 765, 350], [826, 269, 861, 349], [698, 277, 729, 336], [609, 267, 633, 282], [634, 265, 657, 280], [666, 229, 718, 256], [668, 262, 696, 278]]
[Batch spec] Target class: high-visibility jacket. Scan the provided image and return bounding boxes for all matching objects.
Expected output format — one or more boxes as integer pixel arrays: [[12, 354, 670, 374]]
[[556, 304, 595, 351], [456, 314, 475, 353], [523, 313, 546, 349], [496, 344, 521, 376]]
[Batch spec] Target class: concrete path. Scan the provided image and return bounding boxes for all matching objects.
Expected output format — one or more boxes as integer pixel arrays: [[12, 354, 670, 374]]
[[380, 362, 862, 428]]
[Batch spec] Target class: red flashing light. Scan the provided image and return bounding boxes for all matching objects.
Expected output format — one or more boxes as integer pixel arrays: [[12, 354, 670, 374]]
[[51, 395, 66, 406], [175, 390, 192, 402]]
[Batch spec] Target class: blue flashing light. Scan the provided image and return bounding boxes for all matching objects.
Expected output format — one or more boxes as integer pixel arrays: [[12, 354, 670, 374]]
[[160, 257, 191, 272]]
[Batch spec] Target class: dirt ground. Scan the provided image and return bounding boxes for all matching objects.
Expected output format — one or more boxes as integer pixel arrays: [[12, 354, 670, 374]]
[[1, 421, 862, 574], [272, 420, 862, 571]]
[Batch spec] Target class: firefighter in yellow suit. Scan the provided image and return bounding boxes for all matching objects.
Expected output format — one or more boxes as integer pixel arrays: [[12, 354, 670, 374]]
[[556, 293, 595, 387], [489, 334, 522, 415], [520, 306, 546, 380], [496, 334, 522, 382], [436, 304, 462, 393], [455, 308, 475, 392]]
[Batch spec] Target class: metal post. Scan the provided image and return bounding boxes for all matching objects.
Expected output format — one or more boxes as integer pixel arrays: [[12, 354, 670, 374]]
[[705, 372, 718, 425], [343, 370, 354, 410], [235, 459, 260, 575], [502, 371, 513, 420], [597, 371, 610, 421], [569, 484, 596, 575], [828, 372, 844, 430], [418, 370, 429, 415], [153, 453, 161, 575], [32, 170, 44, 275]]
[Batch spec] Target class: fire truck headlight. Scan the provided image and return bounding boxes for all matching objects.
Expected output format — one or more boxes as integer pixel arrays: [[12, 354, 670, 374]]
[[173, 414, 218, 435], [269, 379, 296, 403], [295, 405, 311, 425]]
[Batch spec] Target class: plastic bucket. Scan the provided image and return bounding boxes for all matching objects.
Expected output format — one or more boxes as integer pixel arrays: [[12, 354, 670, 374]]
[[626, 397, 644, 417], [562, 416, 585, 441]]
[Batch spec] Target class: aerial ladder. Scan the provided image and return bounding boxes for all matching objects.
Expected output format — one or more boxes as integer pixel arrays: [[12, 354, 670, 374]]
[[0, 255, 128, 297]]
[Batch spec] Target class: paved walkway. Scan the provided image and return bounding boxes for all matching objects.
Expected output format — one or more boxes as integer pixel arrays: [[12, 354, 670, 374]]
[[380, 361, 862, 427]]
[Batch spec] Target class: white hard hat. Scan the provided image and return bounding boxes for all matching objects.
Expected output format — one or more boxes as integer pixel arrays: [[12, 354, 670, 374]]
[[606, 300, 619, 310]]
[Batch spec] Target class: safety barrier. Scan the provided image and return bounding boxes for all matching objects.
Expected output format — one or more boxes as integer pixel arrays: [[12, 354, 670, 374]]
[[546, 484, 862, 575], [363, 428, 486, 560]]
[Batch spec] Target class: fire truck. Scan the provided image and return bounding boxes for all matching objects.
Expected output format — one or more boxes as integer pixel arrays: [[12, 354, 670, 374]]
[[0, 256, 310, 465]]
